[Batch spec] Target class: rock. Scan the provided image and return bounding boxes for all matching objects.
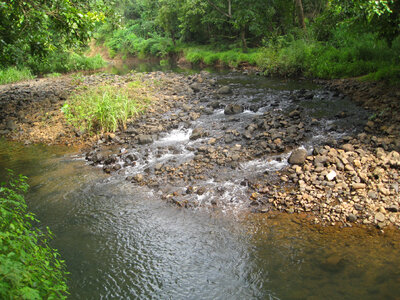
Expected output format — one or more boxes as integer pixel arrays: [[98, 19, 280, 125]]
[[347, 214, 357, 222], [190, 127, 205, 140], [224, 104, 244, 115], [385, 206, 399, 213], [196, 187, 206, 195], [217, 86, 232, 94], [288, 148, 307, 165], [133, 174, 144, 183], [191, 83, 201, 93], [138, 134, 153, 145], [352, 183, 366, 190], [341, 144, 354, 152], [326, 170, 337, 181], [6, 119, 17, 131], [375, 212, 385, 223]]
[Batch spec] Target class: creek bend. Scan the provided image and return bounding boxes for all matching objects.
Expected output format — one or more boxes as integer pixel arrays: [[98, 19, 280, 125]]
[[1, 69, 399, 299]]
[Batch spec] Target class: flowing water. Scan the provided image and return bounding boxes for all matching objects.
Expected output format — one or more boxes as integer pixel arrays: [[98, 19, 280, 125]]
[[1, 70, 400, 300]]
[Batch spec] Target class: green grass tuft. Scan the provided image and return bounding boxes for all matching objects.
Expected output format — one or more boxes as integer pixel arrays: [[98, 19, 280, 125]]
[[0, 67, 35, 85], [62, 84, 150, 133]]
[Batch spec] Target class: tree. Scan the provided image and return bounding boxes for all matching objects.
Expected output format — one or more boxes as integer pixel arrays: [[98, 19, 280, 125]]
[[0, 0, 104, 67]]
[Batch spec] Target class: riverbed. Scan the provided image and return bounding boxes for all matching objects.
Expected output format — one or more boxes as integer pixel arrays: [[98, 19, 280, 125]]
[[0, 67, 399, 299]]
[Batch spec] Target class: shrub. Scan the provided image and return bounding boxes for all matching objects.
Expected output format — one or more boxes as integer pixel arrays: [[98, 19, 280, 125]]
[[0, 171, 68, 299]]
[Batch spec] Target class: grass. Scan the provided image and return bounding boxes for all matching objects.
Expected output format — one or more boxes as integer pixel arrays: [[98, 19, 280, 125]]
[[0, 67, 35, 85], [30, 52, 106, 74], [62, 82, 151, 134], [183, 46, 264, 68]]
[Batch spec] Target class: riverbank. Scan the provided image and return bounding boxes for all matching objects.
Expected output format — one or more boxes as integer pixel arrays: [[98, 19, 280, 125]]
[[0, 69, 399, 231]]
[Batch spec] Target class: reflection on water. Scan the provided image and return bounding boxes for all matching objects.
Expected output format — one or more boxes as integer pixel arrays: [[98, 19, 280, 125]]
[[1, 139, 399, 300]]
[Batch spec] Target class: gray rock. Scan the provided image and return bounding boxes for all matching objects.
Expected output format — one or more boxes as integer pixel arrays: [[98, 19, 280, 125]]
[[217, 86, 232, 94], [138, 135, 153, 145], [224, 104, 244, 115], [191, 83, 201, 93], [288, 148, 307, 165], [190, 127, 205, 140], [347, 213, 357, 222], [6, 120, 17, 131]]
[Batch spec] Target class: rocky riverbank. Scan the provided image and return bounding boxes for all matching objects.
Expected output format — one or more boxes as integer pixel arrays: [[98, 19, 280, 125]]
[[1, 70, 399, 230]]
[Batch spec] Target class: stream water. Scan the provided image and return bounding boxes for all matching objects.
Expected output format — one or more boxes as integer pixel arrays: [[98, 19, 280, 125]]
[[1, 67, 400, 299]]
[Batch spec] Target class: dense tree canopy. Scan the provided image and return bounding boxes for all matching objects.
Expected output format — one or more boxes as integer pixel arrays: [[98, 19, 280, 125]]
[[0, 0, 105, 67]]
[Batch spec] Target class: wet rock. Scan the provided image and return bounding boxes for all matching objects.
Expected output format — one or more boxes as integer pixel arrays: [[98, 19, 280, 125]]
[[217, 86, 232, 94], [190, 127, 205, 140], [133, 174, 144, 183], [224, 104, 243, 115], [138, 134, 153, 145], [288, 148, 307, 165]]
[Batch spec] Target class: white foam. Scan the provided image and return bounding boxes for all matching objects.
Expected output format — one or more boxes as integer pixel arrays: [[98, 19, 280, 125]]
[[156, 127, 192, 145]]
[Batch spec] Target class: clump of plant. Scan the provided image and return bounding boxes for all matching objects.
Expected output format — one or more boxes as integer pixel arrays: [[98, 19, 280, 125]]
[[0, 170, 68, 299], [0, 67, 35, 85], [62, 83, 150, 133]]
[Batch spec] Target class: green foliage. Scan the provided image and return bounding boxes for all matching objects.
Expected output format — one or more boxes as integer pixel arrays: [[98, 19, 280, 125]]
[[257, 27, 400, 83], [183, 47, 263, 67], [29, 52, 106, 75], [0, 67, 35, 85], [0, 0, 105, 68], [0, 170, 68, 299], [62, 84, 149, 133]]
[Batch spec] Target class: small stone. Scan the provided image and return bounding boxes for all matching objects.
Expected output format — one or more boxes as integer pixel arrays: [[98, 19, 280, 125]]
[[217, 86, 232, 94], [347, 214, 357, 222], [341, 144, 354, 152], [352, 183, 366, 190], [326, 170, 337, 181], [224, 104, 243, 115], [138, 135, 153, 145], [133, 174, 144, 183], [375, 212, 385, 223], [288, 148, 307, 165]]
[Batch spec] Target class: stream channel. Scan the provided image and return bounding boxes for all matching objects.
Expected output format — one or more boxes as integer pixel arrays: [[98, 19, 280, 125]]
[[1, 63, 400, 299]]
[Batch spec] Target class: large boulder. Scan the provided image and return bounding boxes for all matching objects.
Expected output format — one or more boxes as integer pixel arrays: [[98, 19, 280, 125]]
[[288, 148, 307, 165]]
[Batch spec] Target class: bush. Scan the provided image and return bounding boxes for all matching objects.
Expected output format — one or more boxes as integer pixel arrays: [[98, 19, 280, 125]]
[[0, 67, 35, 85], [29, 52, 106, 75], [62, 83, 150, 133], [0, 171, 68, 299]]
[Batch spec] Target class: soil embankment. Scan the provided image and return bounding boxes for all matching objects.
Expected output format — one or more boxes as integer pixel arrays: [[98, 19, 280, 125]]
[[0, 71, 399, 230]]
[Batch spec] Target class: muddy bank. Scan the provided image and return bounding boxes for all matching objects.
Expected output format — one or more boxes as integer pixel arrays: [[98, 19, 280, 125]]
[[1, 71, 399, 230]]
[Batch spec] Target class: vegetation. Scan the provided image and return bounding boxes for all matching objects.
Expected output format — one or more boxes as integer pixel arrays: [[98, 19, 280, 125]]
[[0, 0, 108, 83], [0, 67, 35, 85], [94, 0, 400, 83], [0, 171, 68, 299], [62, 82, 150, 133]]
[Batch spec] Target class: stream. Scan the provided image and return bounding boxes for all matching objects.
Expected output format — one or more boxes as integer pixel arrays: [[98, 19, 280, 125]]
[[1, 66, 400, 299]]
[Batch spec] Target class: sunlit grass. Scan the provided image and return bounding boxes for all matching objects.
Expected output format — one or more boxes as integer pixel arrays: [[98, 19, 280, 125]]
[[62, 83, 151, 134], [0, 67, 35, 85]]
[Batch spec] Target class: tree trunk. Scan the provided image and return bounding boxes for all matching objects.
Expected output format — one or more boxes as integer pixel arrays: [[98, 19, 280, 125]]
[[241, 27, 247, 53], [295, 0, 306, 29]]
